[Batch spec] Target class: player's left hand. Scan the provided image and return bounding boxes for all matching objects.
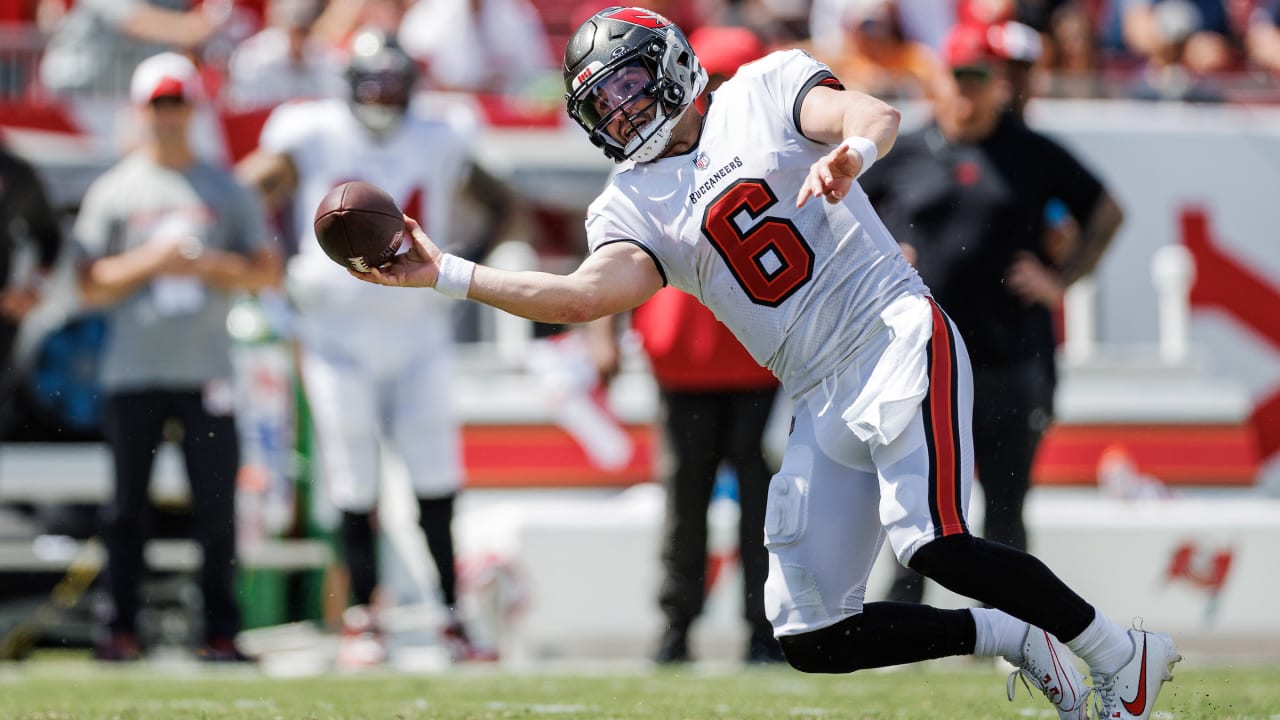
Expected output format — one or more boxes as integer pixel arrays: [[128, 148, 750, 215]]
[[1006, 251, 1065, 308], [350, 215, 443, 288], [796, 143, 860, 208]]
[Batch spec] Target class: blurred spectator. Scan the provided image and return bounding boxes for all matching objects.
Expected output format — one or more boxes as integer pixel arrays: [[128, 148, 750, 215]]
[[859, 25, 1123, 604], [811, 0, 955, 57], [586, 24, 783, 666], [688, 24, 765, 89], [1044, 2, 1100, 81], [311, 0, 410, 48], [957, 0, 1102, 97], [1105, 0, 1234, 100], [235, 29, 511, 667], [223, 0, 347, 110], [570, 0, 704, 39], [1121, 0, 1235, 72], [817, 0, 945, 98], [75, 52, 280, 662], [397, 0, 555, 94], [1245, 0, 1280, 73], [1124, 0, 1230, 99], [38, 0, 232, 97], [988, 19, 1045, 118], [0, 140, 63, 436], [714, 0, 811, 45]]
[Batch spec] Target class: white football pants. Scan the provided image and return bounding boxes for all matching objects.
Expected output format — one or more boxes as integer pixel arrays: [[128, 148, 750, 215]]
[[297, 304, 462, 513], [763, 295, 975, 637]]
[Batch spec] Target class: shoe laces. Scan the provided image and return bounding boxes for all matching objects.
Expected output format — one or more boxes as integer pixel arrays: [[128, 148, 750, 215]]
[[1007, 665, 1062, 707], [1083, 673, 1119, 720]]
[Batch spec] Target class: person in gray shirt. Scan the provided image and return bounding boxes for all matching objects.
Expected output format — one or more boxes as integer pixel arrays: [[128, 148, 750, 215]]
[[74, 52, 280, 662]]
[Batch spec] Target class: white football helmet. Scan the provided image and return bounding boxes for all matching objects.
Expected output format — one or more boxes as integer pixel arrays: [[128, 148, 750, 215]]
[[563, 7, 707, 163]]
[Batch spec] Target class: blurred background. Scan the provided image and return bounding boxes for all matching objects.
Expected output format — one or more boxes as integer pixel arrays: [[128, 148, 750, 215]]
[[0, 0, 1278, 673]]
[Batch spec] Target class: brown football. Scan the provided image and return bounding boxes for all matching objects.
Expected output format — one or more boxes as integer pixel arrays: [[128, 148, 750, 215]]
[[313, 181, 405, 273]]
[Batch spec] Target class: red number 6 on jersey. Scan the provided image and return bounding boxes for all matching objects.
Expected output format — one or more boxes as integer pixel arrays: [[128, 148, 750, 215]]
[[701, 179, 814, 307]]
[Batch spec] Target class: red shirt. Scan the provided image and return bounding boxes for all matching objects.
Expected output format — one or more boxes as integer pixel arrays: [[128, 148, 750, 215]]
[[632, 287, 778, 392]]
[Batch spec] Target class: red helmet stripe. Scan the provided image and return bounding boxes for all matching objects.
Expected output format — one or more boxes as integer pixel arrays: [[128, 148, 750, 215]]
[[601, 7, 671, 29]]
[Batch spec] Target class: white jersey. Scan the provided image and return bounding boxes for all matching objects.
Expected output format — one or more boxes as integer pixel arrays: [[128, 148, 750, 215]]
[[260, 98, 473, 503], [261, 97, 475, 320], [586, 50, 928, 397]]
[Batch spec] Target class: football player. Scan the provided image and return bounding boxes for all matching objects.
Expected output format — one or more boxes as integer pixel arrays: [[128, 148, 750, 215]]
[[236, 28, 510, 667], [351, 7, 1178, 719]]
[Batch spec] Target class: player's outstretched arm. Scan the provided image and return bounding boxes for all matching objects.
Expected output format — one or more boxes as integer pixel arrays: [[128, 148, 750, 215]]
[[469, 242, 663, 325], [357, 216, 663, 325], [796, 86, 901, 207]]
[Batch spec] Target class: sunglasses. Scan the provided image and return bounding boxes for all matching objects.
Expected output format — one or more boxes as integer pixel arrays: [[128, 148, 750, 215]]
[[149, 95, 189, 109], [952, 65, 994, 81]]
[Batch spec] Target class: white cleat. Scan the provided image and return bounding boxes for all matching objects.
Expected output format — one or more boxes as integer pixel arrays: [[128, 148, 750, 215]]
[[336, 605, 387, 671], [1007, 627, 1089, 720], [1088, 629, 1181, 720]]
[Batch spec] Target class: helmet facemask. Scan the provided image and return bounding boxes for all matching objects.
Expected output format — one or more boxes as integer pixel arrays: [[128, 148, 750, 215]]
[[350, 68, 413, 134]]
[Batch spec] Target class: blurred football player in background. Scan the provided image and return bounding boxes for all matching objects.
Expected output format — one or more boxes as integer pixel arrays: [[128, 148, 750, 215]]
[[76, 52, 280, 662], [236, 28, 512, 668], [586, 22, 784, 666], [350, 7, 1179, 719]]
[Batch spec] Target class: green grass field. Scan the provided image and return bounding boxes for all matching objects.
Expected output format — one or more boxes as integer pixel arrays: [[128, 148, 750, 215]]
[[2, 657, 1279, 720]]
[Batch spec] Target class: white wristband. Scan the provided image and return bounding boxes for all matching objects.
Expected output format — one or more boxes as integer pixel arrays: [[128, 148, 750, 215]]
[[434, 253, 474, 300], [843, 136, 879, 178]]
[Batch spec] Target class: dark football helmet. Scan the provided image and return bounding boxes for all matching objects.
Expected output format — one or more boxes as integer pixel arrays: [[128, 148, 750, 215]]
[[346, 28, 418, 135], [563, 7, 707, 162]]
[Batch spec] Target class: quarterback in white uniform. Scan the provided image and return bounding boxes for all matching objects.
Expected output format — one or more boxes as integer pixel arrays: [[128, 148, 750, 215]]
[[353, 7, 1179, 719], [237, 28, 509, 664]]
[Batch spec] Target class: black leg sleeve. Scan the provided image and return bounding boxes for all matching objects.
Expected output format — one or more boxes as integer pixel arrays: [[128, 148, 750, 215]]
[[778, 602, 976, 673], [339, 511, 377, 607], [909, 534, 1095, 641], [417, 496, 459, 609]]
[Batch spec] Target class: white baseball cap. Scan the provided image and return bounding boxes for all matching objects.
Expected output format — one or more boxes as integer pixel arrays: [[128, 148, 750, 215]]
[[130, 52, 203, 105]]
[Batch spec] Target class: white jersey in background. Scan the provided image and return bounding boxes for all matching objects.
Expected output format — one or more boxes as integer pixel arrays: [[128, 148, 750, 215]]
[[586, 50, 928, 397], [261, 97, 475, 321], [259, 97, 477, 507]]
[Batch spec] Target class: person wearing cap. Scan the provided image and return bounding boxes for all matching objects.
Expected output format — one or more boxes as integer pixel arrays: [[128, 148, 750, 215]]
[[586, 22, 785, 665], [74, 51, 281, 662], [860, 23, 1124, 606], [988, 19, 1043, 119]]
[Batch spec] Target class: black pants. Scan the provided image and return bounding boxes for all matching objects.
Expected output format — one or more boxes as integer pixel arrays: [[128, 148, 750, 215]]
[[658, 387, 777, 635], [0, 317, 18, 433], [888, 360, 1053, 603], [100, 390, 242, 642]]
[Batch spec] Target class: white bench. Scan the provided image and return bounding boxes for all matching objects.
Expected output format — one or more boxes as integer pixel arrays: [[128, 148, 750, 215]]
[[0, 443, 331, 572]]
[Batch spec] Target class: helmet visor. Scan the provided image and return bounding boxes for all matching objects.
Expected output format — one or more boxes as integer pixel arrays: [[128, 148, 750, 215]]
[[569, 61, 660, 146], [352, 70, 413, 108]]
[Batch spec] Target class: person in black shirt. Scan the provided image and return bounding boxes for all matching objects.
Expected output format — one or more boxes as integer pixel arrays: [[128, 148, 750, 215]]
[[861, 22, 1123, 604], [0, 142, 64, 435]]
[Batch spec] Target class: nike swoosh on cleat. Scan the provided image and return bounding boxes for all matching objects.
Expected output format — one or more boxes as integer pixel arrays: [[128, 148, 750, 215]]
[[1121, 634, 1149, 716], [1045, 631, 1077, 709]]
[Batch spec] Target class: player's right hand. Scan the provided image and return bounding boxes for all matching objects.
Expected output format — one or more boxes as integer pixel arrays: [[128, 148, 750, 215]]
[[354, 215, 442, 288]]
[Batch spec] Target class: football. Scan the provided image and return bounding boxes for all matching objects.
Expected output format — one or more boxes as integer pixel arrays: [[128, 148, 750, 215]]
[[313, 181, 406, 273]]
